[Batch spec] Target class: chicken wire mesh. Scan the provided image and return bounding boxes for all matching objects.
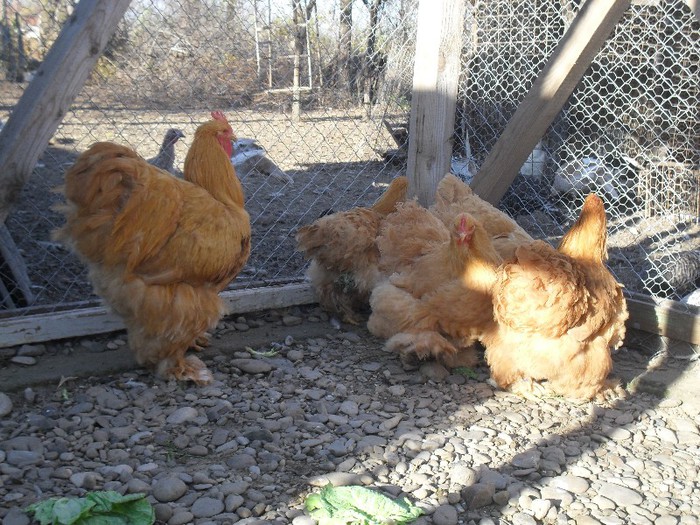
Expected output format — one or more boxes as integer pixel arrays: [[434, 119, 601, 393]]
[[0, 0, 697, 338], [454, 0, 699, 310], [0, 0, 418, 314]]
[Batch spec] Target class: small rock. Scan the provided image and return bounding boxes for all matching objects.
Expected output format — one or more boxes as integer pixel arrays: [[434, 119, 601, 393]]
[[70, 472, 99, 490], [308, 472, 363, 487], [23, 388, 36, 403], [287, 349, 304, 361], [420, 362, 450, 381], [191, 496, 225, 518], [595, 482, 643, 507], [540, 486, 574, 507], [531, 498, 552, 520], [2, 507, 30, 525], [0, 392, 13, 417], [226, 452, 257, 470], [550, 475, 590, 494], [380, 414, 403, 431], [169, 511, 194, 525], [449, 462, 478, 487], [388, 385, 406, 396], [282, 315, 303, 326], [126, 478, 151, 494], [461, 483, 494, 509], [166, 406, 199, 425], [152, 477, 188, 502], [7, 450, 42, 467], [512, 450, 541, 469], [10, 355, 36, 366], [231, 358, 273, 374], [17, 344, 46, 357], [339, 400, 359, 416], [512, 513, 538, 525], [225, 494, 245, 512], [292, 516, 317, 525], [154, 503, 173, 522], [432, 504, 458, 525]]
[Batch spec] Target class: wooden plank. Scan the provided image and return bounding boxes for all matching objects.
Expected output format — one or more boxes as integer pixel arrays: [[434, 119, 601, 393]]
[[0, 282, 316, 348], [626, 293, 700, 346], [0, 0, 132, 225], [685, 0, 700, 21], [406, 0, 466, 207], [469, 0, 631, 205]]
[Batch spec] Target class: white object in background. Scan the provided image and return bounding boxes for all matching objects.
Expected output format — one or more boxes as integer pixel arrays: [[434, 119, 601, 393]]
[[681, 288, 700, 308], [519, 141, 546, 179], [231, 138, 293, 184], [552, 156, 619, 198]]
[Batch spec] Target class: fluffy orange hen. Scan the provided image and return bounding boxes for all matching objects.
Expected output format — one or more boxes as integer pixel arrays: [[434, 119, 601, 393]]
[[368, 201, 502, 367], [483, 194, 628, 401], [431, 174, 533, 259], [295, 176, 408, 323], [54, 112, 250, 384]]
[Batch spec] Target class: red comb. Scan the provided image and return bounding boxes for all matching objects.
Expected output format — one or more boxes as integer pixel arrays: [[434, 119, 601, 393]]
[[211, 111, 228, 123], [457, 215, 475, 243]]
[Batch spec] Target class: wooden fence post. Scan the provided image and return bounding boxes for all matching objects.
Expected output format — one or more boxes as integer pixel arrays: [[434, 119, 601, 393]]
[[406, 0, 465, 207], [0, 0, 132, 225]]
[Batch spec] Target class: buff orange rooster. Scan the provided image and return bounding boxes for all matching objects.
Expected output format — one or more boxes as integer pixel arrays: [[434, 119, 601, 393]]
[[54, 112, 251, 384], [482, 194, 628, 401], [368, 201, 502, 368], [295, 176, 408, 324]]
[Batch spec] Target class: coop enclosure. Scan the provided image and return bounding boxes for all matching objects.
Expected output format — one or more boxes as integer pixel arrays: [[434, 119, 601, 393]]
[[0, 0, 697, 347]]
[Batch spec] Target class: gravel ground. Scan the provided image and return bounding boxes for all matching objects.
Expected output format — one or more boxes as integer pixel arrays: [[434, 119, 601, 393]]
[[1, 305, 699, 525]]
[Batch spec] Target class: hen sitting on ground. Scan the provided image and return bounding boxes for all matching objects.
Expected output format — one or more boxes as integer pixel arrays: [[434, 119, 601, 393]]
[[482, 194, 628, 401], [295, 177, 408, 324], [368, 201, 502, 368], [430, 173, 533, 259]]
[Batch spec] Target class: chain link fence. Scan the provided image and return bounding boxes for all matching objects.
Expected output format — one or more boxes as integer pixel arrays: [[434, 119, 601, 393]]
[[0, 0, 698, 340], [0, 0, 417, 313], [455, 0, 699, 310]]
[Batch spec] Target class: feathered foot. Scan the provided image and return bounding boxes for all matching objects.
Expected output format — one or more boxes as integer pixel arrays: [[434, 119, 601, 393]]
[[385, 331, 458, 363], [158, 354, 213, 385], [592, 378, 627, 406], [439, 345, 479, 369], [190, 333, 211, 352], [496, 377, 552, 402]]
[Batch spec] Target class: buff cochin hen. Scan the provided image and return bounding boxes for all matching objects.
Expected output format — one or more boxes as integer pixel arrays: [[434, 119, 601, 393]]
[[431, 173, 533, 259], [295, 176, 408, 324], [482, 194, 628, 401], [368, 201, 502, 368], [54, 112, 253, 385]]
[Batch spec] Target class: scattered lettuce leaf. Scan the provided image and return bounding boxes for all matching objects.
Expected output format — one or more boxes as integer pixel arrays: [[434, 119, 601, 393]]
[[305, 484, 423, 525], [25, 491, 154, 525], [245, 346, 279, 357], [453, 366, 477, 379]]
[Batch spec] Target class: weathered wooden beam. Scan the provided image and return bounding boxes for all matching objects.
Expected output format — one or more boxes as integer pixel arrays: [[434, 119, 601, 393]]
[[0, 282, 316, 349], [0, 0, 132, 225], [406, 0, 465, 207], [0, 224, 34, 308], [469, 0, 631, 204], [625, 292, 700, 346]]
